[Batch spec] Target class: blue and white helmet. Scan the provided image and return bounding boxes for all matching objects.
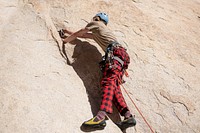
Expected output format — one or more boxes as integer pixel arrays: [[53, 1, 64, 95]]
[[95, 12, 109, 25]]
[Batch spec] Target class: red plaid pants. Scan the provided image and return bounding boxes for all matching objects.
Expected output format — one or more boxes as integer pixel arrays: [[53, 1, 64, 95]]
[[100, 47, 130, 116]]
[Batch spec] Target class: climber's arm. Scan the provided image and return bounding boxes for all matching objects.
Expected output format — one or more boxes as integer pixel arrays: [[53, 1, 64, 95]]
[[62, 29, 73, 35], [63, 28, 93, 43], [63, 29, 93, 39]]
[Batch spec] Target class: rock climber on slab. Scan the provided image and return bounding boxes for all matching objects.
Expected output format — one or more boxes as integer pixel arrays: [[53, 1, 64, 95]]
[[58, 12, 136, 130]]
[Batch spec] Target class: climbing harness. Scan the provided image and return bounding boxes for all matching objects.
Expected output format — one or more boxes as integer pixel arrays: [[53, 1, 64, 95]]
[[99, 41, 124, 71], [119, 79, 155, 133], [113, 56, 124, 67], [105, 42, 125, 68]]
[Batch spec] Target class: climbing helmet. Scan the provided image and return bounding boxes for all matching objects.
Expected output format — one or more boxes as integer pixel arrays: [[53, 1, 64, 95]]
[[94, 12, 109, 25]]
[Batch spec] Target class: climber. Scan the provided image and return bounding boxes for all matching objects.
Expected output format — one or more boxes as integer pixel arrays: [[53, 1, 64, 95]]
[[59, 12, 136, 130]]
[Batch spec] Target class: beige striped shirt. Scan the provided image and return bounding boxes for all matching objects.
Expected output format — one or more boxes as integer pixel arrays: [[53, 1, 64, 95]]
[[86, 21, 118, 52]]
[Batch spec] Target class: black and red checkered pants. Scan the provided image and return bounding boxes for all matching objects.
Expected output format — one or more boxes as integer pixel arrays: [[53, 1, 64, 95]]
[[100, 47, 130, 116]]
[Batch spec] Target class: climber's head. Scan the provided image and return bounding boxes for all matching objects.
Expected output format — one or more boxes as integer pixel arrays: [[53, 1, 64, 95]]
[[93, 12, 108, 25]]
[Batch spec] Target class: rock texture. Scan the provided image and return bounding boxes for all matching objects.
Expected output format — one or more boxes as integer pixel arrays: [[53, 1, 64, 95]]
[[0, 0, 200, 133]]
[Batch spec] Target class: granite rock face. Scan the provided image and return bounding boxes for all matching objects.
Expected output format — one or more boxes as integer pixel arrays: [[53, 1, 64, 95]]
[[0, 0, 200, 133]]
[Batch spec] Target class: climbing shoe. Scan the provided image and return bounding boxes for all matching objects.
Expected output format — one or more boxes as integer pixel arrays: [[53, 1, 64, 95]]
[[82, 116, 106, 129], [117, 116, 136, 131]]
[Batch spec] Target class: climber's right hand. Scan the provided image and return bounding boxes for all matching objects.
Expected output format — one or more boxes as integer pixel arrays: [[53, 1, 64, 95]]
[[58, 29, 65, 38]]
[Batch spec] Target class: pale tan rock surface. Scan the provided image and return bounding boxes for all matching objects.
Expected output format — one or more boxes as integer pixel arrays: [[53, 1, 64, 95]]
[[0, 0, 200, 133]]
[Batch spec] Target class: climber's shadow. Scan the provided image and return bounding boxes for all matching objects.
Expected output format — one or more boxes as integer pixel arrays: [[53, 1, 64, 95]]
[[64, 39, 123, 132]]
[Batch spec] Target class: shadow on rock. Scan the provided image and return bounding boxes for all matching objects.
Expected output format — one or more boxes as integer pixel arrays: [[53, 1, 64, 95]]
[[64, 39, 122, 132]]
